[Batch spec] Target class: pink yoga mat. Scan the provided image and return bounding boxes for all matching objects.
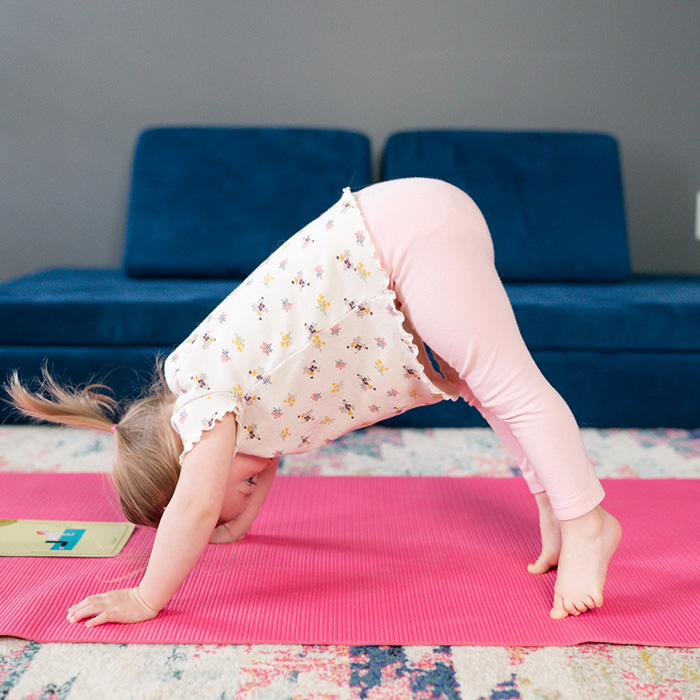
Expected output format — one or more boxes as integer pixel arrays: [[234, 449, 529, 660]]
[[1, 472, 699, 646]]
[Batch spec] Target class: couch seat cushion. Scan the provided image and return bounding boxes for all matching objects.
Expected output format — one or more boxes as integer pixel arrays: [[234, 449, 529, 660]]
[[2, 271, 700, 354], [0, 270, 235, 347], [505, 277, 700, 351]]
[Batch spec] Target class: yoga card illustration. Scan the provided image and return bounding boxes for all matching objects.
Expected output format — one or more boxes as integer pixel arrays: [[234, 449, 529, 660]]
[[0, 519, 134, 557]]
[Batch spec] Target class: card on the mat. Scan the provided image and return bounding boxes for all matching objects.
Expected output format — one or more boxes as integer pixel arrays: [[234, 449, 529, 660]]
[[0, 519, 134, 557]]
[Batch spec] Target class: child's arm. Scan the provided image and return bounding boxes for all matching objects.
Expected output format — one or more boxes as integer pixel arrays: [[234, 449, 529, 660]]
[[209, 457, 279, 543], [67, 414, 240, 627]]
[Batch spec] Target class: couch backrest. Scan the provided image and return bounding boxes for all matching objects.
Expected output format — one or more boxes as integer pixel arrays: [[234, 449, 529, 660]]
[[124, 127, 372, 279], [382, 130, 630, 282]]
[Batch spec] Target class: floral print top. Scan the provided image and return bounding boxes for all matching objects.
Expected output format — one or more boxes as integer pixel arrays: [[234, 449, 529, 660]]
[[164, 188, 458, 461]]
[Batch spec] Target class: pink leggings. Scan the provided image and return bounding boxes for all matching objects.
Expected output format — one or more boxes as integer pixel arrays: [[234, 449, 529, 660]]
[[356, 178, 604, 521]]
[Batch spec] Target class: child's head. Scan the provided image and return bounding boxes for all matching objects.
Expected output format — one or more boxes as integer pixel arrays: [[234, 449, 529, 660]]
[[5, 364, 182, 528], [111, 386, 182, 527]]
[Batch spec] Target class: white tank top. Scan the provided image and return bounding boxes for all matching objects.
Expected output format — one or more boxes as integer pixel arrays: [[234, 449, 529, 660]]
[[165, 188, 458, 461]]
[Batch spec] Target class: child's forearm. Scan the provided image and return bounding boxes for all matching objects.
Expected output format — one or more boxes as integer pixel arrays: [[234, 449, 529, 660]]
[[65, 501, 215, 628], [137, 497, 220, 612], [67, 415, 239, 626], [137, 414, 239, 611]]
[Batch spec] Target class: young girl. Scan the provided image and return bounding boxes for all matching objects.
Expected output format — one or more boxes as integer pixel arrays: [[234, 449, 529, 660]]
[[7, 178, 621, 626]]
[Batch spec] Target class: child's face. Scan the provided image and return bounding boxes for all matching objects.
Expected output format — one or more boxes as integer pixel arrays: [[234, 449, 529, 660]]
[[217, 452, 270, 524]]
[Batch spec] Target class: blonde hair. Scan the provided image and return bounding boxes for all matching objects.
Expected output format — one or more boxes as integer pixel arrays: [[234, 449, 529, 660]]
[[5, 364, 182, 528]]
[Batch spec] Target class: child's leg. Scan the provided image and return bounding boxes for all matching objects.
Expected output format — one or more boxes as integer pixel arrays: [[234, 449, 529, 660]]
[[444, 380, 567, 578], [358, 178, 602, 519], [432, 355, 572, 578], [433, 355, 547, 496], [357, 178, 620, 617]]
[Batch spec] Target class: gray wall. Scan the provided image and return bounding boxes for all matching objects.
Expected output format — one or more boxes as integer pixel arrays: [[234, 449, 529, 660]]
[[2, 0, 700, 282]]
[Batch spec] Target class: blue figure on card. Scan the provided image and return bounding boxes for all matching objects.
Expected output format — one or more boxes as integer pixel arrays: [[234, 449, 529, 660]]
[[37, 528, 86, 551]]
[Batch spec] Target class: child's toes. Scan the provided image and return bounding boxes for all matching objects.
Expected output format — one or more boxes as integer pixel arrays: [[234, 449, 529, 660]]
[[563, 599, 582, 616], [585, 593, 602, 610], [527, 560, 548, 575], [572, 600, 590, 614], [574, 594, 601, 613], [549, 597, 569, 619], [553, 596, 582, 617], [527, 552, 557, 575]]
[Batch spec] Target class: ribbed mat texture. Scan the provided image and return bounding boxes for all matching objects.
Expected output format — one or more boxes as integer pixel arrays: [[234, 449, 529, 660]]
[[1, 473, 698, 646]]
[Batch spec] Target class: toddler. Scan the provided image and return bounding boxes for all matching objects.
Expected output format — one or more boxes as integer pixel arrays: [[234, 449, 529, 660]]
[[7, 178, 621, 626]]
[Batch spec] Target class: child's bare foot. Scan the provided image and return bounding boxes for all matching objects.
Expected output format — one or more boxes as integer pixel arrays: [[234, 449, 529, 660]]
[[549, 506, 622, 619], [527, 492, 561, 575]]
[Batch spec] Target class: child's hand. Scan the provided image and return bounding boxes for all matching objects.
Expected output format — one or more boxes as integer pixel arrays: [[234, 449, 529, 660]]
[[210, 519, 247, 543], [66, 587, 159, 627]]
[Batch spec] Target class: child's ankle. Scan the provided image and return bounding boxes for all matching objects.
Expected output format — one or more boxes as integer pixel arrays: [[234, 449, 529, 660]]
[[561, 506, 605, 535]]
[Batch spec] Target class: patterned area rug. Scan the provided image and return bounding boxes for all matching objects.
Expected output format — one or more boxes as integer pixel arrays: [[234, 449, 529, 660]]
[[1, 425, 699, 699]]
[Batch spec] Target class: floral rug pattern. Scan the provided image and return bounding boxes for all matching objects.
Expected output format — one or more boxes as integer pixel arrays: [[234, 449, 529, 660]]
[[1, 425, 700, 700]]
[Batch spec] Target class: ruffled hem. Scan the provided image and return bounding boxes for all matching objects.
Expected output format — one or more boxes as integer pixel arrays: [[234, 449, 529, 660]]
[[172, 392, 243, 465], [345, 187, 459, 403]]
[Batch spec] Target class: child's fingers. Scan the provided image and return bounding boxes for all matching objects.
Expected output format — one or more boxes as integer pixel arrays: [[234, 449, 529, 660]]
[[67, 599, 87, 614], [84, 611, 113, 628], [68, 595, 96, 612], [67, 593, 116, 623], [66, 588, 159, 626], [66, 597, 101, 623]]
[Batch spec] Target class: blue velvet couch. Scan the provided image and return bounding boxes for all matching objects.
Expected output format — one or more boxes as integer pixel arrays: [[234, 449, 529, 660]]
[[0, 127, 373, 421], [2, 127, 700, 428]]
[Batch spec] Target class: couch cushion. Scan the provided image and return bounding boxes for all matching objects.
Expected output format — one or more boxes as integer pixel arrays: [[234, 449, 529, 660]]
[[5, 345, 699, 428], [385, 350, 700, 429], [124, 127, 372, 279], [2, 271, 700, 354], [0, 269, 235, 347], [505, 277, 700, 351], [383, 130, 630, 282]]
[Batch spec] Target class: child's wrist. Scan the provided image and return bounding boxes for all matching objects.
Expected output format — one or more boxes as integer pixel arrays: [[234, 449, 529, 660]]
[[134, 586, 160, 615]]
